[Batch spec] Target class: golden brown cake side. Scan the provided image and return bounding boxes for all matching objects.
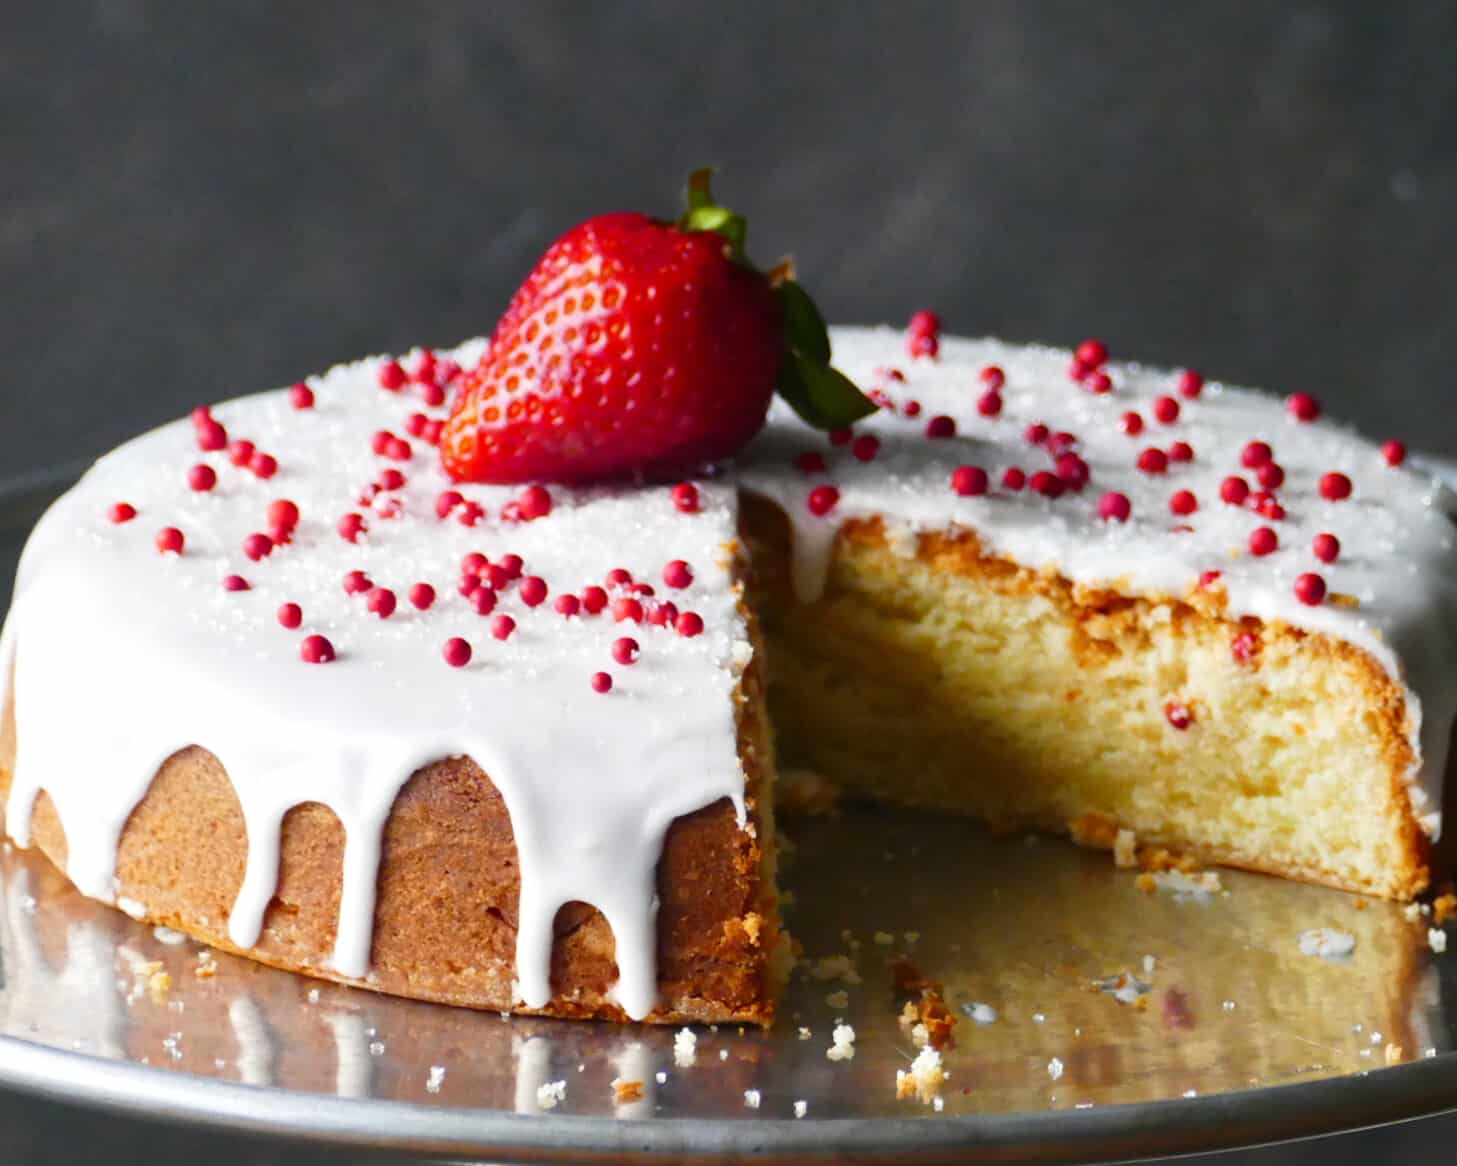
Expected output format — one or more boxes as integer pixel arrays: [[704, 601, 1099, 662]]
[[0, 611, 785, 1026], [744, 493, 1432, 900]]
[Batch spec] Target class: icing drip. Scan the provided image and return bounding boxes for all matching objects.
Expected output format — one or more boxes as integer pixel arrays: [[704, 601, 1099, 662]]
[[741, 327, 1457, 837], [1, 341, 748, 1020]]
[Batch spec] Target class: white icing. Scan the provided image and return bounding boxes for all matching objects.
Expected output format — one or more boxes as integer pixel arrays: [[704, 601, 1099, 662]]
[[4, 324, 1454, 1025], [741, 327, 1457, 836], [0, 341, 747, 1021]]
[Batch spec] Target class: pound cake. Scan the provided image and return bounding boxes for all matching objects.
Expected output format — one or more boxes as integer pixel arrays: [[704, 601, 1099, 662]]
[[4, 180, 1457, 1024]]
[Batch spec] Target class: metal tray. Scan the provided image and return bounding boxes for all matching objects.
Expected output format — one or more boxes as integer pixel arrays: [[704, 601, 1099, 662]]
[[2, 464, 1456, 1165]]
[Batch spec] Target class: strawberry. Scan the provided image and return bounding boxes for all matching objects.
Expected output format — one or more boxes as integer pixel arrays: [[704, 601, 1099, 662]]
[[442, 171, 873, 484]]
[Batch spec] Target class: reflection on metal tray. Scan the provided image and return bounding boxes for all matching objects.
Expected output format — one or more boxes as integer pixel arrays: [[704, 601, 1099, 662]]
[[2, 466, 1457, 1165]]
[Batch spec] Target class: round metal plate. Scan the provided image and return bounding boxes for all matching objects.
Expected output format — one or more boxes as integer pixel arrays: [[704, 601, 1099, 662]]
[[2, 464, 1457, 1165]]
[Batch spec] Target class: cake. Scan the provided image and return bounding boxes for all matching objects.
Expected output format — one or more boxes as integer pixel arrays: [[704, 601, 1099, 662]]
[[2, 320, 1454, 1026]]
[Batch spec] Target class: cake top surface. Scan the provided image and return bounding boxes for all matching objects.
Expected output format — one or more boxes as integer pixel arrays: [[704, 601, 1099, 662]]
[[4, 324, 1457, 1020]]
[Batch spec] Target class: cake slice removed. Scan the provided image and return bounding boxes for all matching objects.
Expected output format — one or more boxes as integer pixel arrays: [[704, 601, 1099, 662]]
[[738, 326, 1457, 901], [745, 501, 1431, 898]]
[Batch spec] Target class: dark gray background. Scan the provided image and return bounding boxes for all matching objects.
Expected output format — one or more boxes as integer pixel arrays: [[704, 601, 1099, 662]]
[[3, 2, 1457, 1162], [5, 1, 1457, 473]]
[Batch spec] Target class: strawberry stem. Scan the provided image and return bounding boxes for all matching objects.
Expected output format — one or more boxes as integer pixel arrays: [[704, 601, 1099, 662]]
[[679, 169, 748, 260], [677, 169, 876, 431]]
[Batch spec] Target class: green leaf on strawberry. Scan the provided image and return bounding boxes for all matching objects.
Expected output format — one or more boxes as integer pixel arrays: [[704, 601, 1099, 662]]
[[774, 278, 831, 364], [779, 349, 878, 430]]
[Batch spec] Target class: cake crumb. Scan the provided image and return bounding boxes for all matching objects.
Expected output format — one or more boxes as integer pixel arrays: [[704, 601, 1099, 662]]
[[1068, 812, 1120, 850], [797, 1026, 812, 1041], [655, 1070, 668, 1085], [147, 970, 172, 1003], [611, 1077, 644, 1104], [536, 1080, 566, 1110], [1434, 892, 1457, 926], [673, 1028, 698, 1067], [1094, 972, 1152, 1003], [1385, 1043, 1405, 1066], [743, 1089, 761, 1109], [962, 1002, 997, 1025], [898, 982, 958, 1050], [793, 1099, 808, 1119], [1297, 929, 1356, 959], [1138, 847, 1203, 875], [825, 1022, 856, 1062], [426, 1065, 445, 1093], [1135, 872, 1158, 895], [1113, 829, 1138, 869], [193, 951, 217, 980], [895, 1047, 946, 1104], [1429, 927, 1448, 954], [825, 989, 850, 1010], [1152, 869, 1223, 897], [152, 926, 187, 945], [873, 931, 895, 946]]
